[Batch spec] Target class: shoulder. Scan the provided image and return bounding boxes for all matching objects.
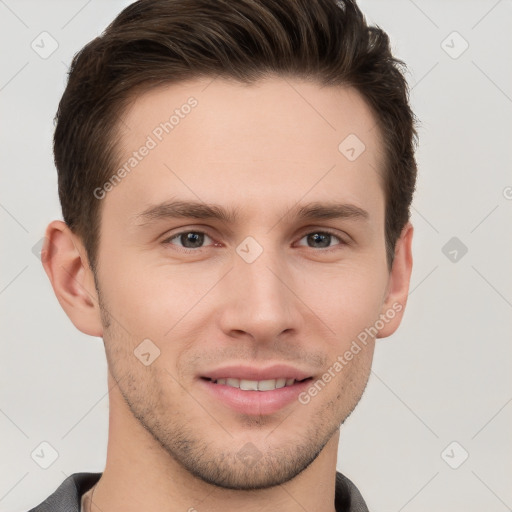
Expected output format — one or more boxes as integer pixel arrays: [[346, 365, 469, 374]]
[[335, 471, 369, 512], [27, 472, 102, 512]]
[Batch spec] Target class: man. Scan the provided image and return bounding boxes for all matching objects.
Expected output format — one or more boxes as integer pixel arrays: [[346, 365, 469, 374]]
[[32, 0, 417, 510]]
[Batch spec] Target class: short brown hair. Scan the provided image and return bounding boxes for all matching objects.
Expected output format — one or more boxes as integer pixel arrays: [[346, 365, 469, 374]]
[[54, 0, 418, 272]]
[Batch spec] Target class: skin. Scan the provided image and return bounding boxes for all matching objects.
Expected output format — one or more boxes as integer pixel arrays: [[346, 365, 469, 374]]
[[43, 76, 413, 512]]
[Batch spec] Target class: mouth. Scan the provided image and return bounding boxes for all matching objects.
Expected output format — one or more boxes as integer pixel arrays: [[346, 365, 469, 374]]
[[201, 376, 313, 391], [198, 366, 315, 415]]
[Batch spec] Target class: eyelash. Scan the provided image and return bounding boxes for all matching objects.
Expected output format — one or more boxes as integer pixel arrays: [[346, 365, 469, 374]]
[[161, 229, 348, 254]]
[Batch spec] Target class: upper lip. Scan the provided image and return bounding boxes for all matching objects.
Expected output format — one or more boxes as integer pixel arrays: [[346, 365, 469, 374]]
[[201, 364, 313, 382]]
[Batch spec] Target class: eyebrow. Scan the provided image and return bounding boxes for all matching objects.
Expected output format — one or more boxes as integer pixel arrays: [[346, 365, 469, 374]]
[[133, 199, 369, 226]]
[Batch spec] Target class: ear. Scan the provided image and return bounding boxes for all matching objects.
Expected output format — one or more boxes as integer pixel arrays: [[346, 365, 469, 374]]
[[41, 220, 103, 337], [376, 222, 414, 339]]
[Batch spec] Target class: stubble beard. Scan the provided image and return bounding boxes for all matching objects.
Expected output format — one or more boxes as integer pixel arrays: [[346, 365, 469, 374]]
[[95, 281, 370, 491]]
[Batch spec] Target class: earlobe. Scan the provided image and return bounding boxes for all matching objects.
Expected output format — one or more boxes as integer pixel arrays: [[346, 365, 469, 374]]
[[377, 222, 414, 339], [41, 220, 103, 338]]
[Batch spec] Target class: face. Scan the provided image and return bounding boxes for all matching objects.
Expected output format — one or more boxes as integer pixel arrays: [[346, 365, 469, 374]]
[[93, 76, 399, 490]]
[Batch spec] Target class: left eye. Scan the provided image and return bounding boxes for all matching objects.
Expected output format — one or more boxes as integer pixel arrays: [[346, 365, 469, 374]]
[[163, 230, 344, 252], [296, 232, 343, 249]]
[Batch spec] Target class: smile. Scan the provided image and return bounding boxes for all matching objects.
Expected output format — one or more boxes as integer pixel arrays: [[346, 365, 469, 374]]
[[204, 377, 310, 391]]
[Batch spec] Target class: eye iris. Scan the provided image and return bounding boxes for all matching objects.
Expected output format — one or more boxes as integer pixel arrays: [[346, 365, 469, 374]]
[[308, 233, 330, 248], [181, 232, 204, 248]]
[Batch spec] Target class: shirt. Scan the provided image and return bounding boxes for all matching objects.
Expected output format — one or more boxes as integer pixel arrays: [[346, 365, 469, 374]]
[[27, 470, 369, 511]]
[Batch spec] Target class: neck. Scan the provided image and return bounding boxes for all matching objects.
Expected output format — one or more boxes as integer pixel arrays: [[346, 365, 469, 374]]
[[81, 482, 97, 512]]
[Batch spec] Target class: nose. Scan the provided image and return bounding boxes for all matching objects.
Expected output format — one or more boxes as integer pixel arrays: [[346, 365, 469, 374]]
[[218, 245, 303, 343]]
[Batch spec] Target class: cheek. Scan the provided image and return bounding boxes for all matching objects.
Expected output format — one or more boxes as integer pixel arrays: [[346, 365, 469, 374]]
[[99, 250, 219, 339], [302, 263, 388, 348], [96, 248, 161, 336]]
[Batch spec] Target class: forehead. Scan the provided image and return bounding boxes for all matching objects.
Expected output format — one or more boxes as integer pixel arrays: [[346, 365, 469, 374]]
[[103, 76, 385, 227]]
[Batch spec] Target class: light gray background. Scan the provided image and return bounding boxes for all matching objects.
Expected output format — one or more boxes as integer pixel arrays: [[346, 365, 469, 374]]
[[1, 1, 511, 511]]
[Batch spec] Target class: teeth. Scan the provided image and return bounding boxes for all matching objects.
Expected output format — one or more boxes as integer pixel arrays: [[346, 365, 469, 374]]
[[240, 379, 259, 391], [257, 379, 277, 391], [275, 378, 286, 389], [212, 377, 298, 391]]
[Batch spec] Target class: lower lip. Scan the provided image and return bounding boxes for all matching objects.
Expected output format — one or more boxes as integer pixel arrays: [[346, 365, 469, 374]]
[[199, 378, 313, 416]]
